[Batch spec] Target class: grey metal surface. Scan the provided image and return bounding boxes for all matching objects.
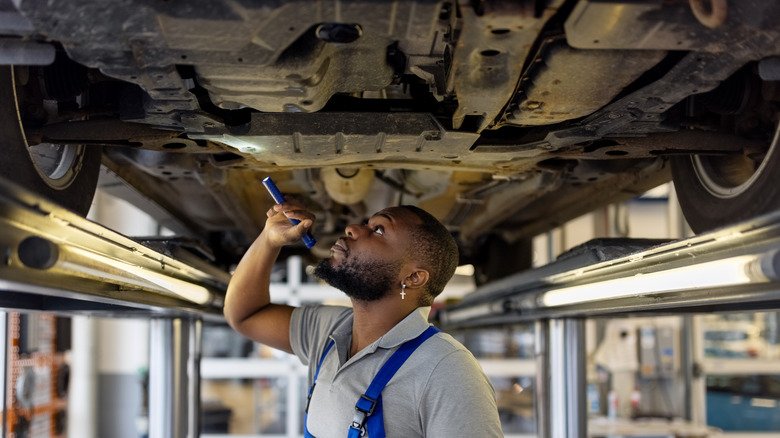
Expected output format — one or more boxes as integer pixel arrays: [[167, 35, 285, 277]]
[[0, 176, 227, 318], [438, 209, 780, 328], [98, 373, 145, 438], [533, 320, 550, 438], [148, 319, 173, 438], [548, 318, 586, 438], [681, 316, 695, 422], [187, 318, 203, 438], [0, 40, 55, 65], [149, 319, 175, 438], [148, 318, 201, 438]]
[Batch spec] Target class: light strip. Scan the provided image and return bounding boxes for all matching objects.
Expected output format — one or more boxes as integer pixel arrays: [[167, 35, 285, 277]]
[[541, 253, 770, 307], [63, 246, 213, 305]]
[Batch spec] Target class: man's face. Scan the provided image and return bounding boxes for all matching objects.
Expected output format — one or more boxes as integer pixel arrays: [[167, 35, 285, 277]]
[[314, 207, 420, 302]]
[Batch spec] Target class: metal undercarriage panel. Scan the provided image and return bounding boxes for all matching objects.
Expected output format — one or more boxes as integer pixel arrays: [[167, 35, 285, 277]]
[[3, 0, 780, 276]]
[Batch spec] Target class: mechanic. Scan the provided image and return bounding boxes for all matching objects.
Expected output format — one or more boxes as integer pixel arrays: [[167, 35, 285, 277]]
[[224, 200, 503, 437]]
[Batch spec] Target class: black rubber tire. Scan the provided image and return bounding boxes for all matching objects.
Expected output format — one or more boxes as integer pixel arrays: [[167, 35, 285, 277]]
[[0, 66, 101, 216], [473, 234, 533, 286], [671, 124, 780, 233]]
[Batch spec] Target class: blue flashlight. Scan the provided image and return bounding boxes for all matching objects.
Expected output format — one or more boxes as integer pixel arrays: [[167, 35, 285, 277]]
[[262, 177, 316, 248]]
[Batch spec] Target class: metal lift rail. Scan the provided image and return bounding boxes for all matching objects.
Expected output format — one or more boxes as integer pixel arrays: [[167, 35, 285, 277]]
[[0, 176, 227, 318], [437, 209, 780, 438], [0, 176, 230, 438], [438, 210, 780, 329]]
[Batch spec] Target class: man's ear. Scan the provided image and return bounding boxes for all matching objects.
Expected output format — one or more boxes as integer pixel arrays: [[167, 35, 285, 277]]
[[404, 269, 429, 290]]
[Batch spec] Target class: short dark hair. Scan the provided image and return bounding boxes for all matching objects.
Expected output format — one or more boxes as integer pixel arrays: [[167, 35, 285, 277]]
[[400, 205, 459, 305]]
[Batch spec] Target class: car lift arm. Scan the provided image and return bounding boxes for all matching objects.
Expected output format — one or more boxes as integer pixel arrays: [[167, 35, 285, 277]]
[[0, 176, 227, 319], [438, 211, 780, 329]]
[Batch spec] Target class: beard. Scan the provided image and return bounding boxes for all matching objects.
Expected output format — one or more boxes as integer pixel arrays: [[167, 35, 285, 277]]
[[314, 255, 403, 302]]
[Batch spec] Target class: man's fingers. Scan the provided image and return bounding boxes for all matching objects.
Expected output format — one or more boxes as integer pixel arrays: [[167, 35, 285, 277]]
[[273, 203, 315, 223], [278, 218, 313, 243], [265, 202, 315, 236], [285, 211, 315, 223]]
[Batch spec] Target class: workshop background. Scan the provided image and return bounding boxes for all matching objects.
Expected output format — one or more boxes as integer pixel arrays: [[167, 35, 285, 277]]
[[2, 178, 779, 438]]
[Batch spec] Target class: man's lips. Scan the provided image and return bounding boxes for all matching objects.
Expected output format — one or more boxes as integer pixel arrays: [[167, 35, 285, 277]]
[[331, 239, 348, 255]]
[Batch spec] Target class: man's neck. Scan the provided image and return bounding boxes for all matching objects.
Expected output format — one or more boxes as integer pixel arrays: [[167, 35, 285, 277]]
[[348, 296, 418, 358]]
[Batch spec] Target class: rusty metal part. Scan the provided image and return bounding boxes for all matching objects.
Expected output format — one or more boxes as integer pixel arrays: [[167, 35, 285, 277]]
[[14, 0, 450, 125], [197, 30, 395, 113], [538, 46, 780, 151], [690, 0, 728, 29], [193, 112, 502, 172], [556, 130, 759, 160], [565, 0, 761, 51], [449, 0, 564, 131], [24, 119, 218, 152], [192, 110, 766, 175], [502, 37, 666, 126]]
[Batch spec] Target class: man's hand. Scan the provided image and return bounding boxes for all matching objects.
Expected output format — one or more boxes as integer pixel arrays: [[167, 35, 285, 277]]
[[224, 200, 314, 354], [262, 201, 316, 248]]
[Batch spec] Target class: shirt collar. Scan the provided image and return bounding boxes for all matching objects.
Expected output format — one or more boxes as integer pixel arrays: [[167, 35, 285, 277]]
[[328, 306, 433, 366], [375, 306, 432, 349]]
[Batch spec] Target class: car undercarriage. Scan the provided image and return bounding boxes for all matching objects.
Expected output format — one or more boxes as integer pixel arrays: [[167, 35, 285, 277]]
[[2, 0, 780, 282]]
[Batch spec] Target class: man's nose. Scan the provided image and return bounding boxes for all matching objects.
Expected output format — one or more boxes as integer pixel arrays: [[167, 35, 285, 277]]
[[345, 223, 364, 239]]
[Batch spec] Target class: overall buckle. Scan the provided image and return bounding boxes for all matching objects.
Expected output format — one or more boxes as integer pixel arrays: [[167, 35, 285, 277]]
[[350, 394, 377, 436]]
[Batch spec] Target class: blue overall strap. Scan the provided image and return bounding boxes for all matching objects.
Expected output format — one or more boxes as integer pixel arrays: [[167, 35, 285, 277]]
[[304, 339, 335, 438], [348, 325, 441, 438]]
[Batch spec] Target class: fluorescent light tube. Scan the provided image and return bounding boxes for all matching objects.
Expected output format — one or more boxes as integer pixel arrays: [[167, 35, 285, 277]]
[[541, 253, 776, 307]]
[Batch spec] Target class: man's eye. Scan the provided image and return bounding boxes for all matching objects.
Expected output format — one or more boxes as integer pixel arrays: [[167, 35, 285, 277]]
[[373, 226, 384, 235]]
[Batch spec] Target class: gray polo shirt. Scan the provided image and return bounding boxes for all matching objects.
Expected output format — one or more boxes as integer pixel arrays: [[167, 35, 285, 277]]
[[290, 304, 504, 438]]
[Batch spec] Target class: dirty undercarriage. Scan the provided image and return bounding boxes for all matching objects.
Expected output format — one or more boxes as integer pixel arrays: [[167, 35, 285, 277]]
[[3, 0, 780, 282]]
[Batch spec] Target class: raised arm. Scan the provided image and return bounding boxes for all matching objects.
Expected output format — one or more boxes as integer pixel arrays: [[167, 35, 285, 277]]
[[223, 201, 315, 354]]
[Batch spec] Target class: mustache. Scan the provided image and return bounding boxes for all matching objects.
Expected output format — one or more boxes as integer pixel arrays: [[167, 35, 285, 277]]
[[333, 238, 349, 256]]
